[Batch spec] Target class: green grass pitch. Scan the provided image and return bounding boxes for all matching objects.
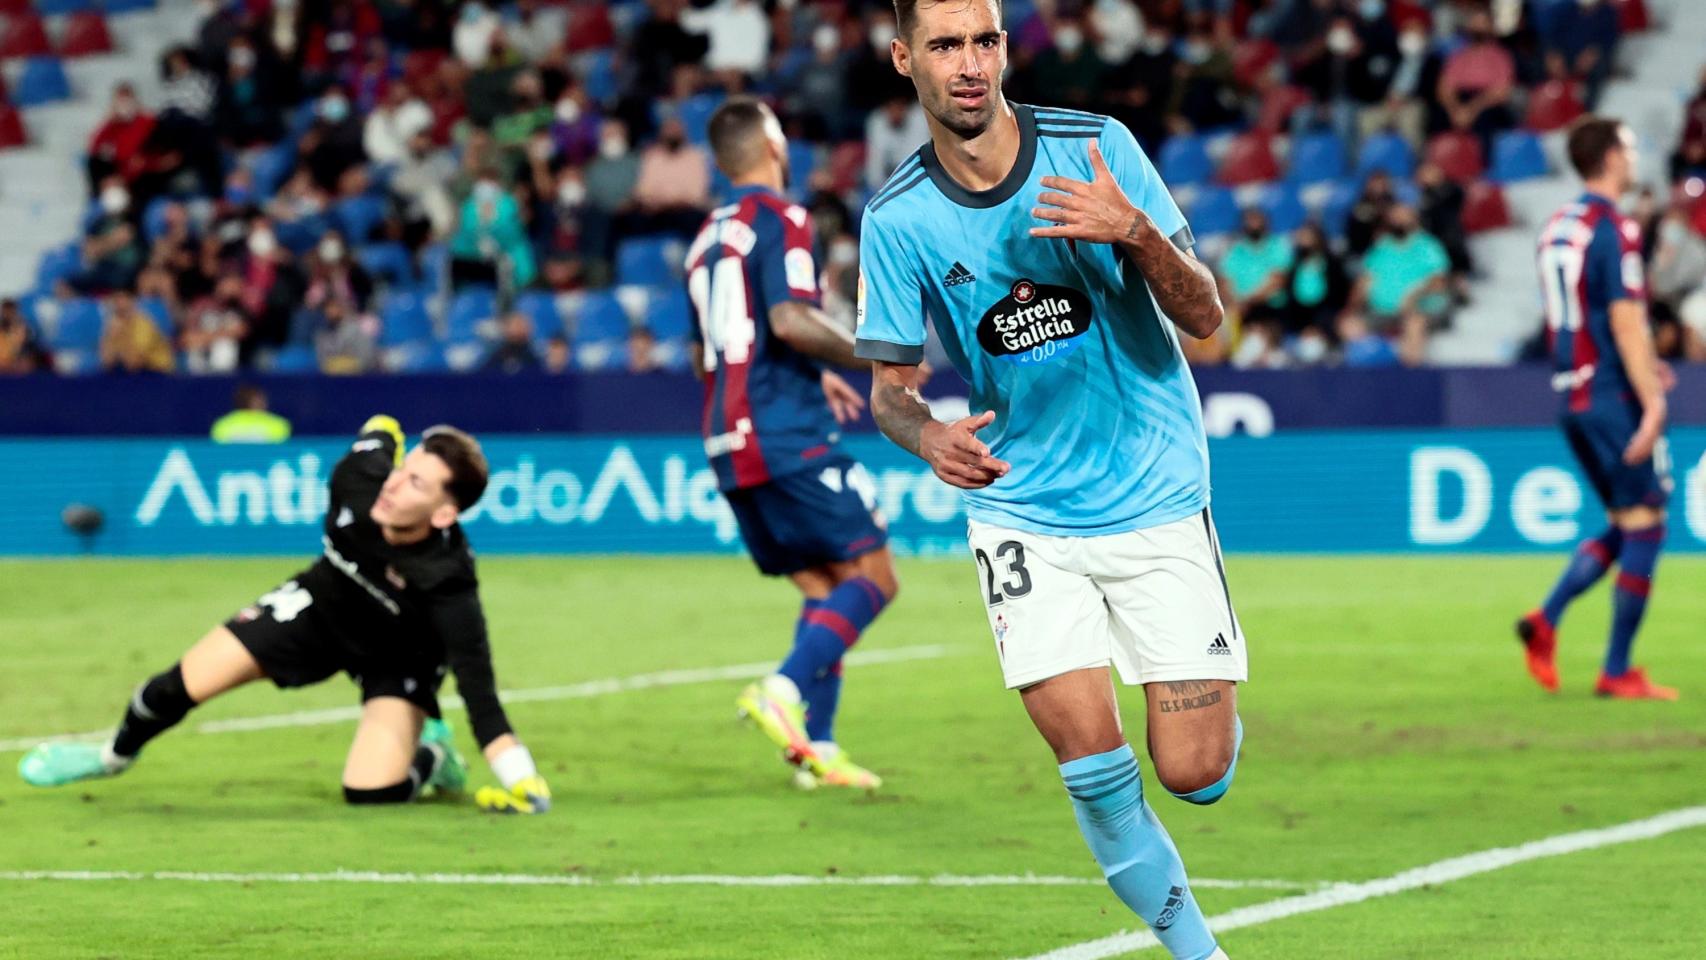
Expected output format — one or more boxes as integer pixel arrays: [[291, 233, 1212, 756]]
[[2, 555, 1703, 959]]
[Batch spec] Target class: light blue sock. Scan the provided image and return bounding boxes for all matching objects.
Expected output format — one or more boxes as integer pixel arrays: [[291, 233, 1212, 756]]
[[1061, 744, 1218, 960]]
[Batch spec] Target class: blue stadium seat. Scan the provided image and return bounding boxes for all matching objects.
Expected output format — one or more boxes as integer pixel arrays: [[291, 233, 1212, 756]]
[[47, 297, 102, 350], [272, 345, 318, 373], [616, 236, 679, 288], [1160, 134, 1214, 186], [679, 92, 724, 145], [1255, 183, 1308, 233], [446, 287, 497, 341], [788, 142, 818, 188], [13, 57, 71, 108], [1319, 178, 1362, 238], [274, 213, 330, 255], [570, 290, 632, 343], [334, 194, 386, 243], [101, 0, 156, 11], [1355, 132, 1416, 180], [1488, 130, 1549, 183], [581, 49, 618, 102], [643, 288, 692, 340], [251, 142, 297, 198], [419, 242, 449, 294], [514, 290, 564, 339], [35, 242, 81, 291], [378, 290, 432, 346], [36, 0, 98, 14], [142, 198, 178, 244], [1286, 131, 1348, 184], [1186, 186, 1241, 238], [356, 242, 414, 286], [137, 297, 173, 339], [387, 340, 447, 373]]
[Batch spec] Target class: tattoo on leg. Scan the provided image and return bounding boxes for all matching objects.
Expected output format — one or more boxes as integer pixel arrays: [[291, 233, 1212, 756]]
[[1157, 689, 1222, 714]]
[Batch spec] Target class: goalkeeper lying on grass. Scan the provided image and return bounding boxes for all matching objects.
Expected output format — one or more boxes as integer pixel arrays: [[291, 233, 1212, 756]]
[[19, 417, 551, 814]]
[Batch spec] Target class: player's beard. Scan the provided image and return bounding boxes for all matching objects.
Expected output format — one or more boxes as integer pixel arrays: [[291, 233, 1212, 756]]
[[923, 81, 998, 140]]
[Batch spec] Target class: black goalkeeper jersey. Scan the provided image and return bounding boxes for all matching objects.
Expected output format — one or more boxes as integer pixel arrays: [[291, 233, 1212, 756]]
[[297, 428, 512, 748]]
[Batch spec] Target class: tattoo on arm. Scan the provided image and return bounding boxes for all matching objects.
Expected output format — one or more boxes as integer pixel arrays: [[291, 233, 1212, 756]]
[[1120, 224, 1224, 339], [769, 301, 860, 369], [870, 363, 934, 459]]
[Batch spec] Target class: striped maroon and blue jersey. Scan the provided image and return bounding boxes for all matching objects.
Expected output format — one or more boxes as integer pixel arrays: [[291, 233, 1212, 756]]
[[1537, 192, 1647, 415], [685, 185, 840, 492]]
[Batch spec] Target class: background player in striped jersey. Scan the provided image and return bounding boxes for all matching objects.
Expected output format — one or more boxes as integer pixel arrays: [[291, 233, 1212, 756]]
[[1518, 117, 1678, 701], [854, 0, 1240, 956], [685, 97, 918, 790]]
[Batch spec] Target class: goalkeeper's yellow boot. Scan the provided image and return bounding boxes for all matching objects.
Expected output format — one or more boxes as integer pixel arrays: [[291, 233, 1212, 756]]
[[736, 674, 820, 772], [792, 743, 882, 791], [418, 718, 467, 796]]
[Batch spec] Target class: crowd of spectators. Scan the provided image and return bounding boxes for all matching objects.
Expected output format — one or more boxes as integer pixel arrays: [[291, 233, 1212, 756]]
[[0, 0, 1694, 378]]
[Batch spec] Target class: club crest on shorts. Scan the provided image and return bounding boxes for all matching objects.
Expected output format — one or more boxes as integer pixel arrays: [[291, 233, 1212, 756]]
[[976, 279, 1093, 366]]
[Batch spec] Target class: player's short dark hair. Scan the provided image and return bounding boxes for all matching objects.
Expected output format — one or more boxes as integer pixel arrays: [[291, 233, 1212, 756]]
[[421, 425, 488, 511], [892, 0, 1003, 42], [1566, 116, 1626, 180], [706, 95, 771, 179]]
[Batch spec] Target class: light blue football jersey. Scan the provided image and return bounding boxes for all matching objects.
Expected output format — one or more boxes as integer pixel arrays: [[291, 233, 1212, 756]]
[[854, 103, 1211, 537]]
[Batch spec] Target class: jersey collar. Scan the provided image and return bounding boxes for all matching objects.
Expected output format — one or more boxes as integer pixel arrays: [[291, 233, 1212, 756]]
[[920, 102, 1038, 210]]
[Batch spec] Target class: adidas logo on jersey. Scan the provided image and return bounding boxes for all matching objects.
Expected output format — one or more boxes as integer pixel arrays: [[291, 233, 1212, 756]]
[[1207, 633, 1232, 655], [943, 262, 976, 286]]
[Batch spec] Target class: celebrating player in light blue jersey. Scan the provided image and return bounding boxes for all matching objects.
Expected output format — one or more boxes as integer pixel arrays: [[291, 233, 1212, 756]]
[[854, 1, 1242, 957]]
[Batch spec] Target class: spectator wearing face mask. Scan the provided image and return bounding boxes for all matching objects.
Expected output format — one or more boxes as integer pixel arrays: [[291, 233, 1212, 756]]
[[628, 117, 712, 241], [580, 121, 642, 282], [1346, 204, 1450, 366], [792, 23, 852, 141], [865, 95, 931, 191], [1346, 171, 1397, 257], [502, 0, 567, 64], [1220, 209, 1295, 369], [494, 70, 553, 158], [845, 13, 913, 114], [183, 275, 252, 374], [548, 83, 602, 166], [66, 177, 145, 296], [1284, 223, 1349, 341], [214, 37, 285, 147], [1106, 26, 1177, 153], [298, 86, 368, 193], [682, 0, 771, 83], [451, 169, 538, 290], [1434, 8, 1516, 154], [239, 218, 309, 359], [1358, 21, 1434, 147], [1012, 17, 1106, 110], [1416, 161, 1472, 284], [1174, 21, 1239, 132], [363, 84, 435, 166], [86, 84, 155, 199], [629, 0, 710, 100], [482, 311, 544, 373], [1649, 205, 1706, 310]]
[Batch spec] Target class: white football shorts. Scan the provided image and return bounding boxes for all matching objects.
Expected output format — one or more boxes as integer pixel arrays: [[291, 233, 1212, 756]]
[[967, 509, 1248, 689]]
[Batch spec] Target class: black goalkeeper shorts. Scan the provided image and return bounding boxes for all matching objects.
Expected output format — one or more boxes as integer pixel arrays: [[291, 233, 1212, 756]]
[[224, 574, 445, 719]]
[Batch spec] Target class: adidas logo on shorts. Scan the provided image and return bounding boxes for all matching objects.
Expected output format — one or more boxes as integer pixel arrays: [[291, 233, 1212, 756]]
[[943, 262, 976, 287], [1206, 633, 1232, 656]]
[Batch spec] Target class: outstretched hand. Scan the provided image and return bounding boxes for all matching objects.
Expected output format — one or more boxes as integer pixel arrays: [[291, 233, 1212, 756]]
[[1029, 142, 1151, 245], [821, 370, 866, 425], [921, 410, 1010, 490]]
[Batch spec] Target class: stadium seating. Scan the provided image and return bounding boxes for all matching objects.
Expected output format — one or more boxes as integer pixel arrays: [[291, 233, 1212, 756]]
[[378, 290, 433, 346], [1230, 38, 1280, 90], [0, 103, 26, 148], [446, 287, 498, 341], [1159, 134, 1214, 187], [1425, 131, 1485, 185], [334, 194, 387, 244], [1488, 130, 1550, 183], [1256, 85, 1311, 133], [1216, 132, 1280, 186], [35, 0, 100, 14], [55, 11, 113, 57], [1355, 132, 1416, 180], [1461, 181, 1513, 234], [11, 56, 69, 107], [616, 237, 681, 289], [357, 242, 415, 287], [137, 296, 172, 339], [271, 344, 318, 373], [1525, 80, 1586, 133], [1186, 187, 1241, 238], [0, 13, 51, 58], [515, 289, 564, 340], [678, 92, 723, 146], [1254, 183, 1308, 234], [1286, 132, 1349, 185], [644, 288, 693, 341]]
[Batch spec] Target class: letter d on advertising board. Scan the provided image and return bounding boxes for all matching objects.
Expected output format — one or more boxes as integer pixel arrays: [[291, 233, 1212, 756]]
[[1410, 447, 1492, 545]]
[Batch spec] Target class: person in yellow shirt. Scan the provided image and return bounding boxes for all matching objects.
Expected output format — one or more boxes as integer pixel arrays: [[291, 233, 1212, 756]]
[[98, 291, 174, 375], [211, 385, 293, 443]]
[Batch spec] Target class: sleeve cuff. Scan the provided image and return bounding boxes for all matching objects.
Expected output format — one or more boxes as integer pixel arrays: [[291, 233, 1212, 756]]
[[855, 338, 924, 364], [1169, 225, 1195, 253]]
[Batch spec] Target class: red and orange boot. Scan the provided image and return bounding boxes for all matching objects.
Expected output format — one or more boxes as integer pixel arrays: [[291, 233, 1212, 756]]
[[1594, 667, 1678, 701], [1515, 611, 1559, 693]]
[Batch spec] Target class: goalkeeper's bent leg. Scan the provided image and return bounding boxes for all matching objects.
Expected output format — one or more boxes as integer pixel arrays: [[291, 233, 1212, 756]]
[[106, 664, 196, 770], [344, 746, 441, 805]]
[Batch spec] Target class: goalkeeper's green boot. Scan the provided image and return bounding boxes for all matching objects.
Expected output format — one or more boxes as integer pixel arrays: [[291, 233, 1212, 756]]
[[19, 742, 126, 788], [418, 718, 468, 795]]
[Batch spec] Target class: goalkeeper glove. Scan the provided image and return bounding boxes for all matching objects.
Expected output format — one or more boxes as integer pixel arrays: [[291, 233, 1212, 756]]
[[359, 415, 405, 467], [475, 776, 552, 815], [477, 743, 550, 814]]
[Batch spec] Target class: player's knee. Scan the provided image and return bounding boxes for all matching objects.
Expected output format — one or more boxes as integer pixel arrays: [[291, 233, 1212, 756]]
[[1156, 727, 1242, 805], [342, 780, 417, 805]]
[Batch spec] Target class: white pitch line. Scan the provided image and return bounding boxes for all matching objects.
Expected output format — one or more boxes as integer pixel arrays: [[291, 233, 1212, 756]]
[[0, 869, 1317, 891], [1016, 805, 1706, 960], [0, 644, 955, 753]]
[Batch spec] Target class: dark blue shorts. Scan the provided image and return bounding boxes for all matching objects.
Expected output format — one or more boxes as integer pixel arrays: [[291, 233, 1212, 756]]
[[725, 460, 888, 576], [1562, 410, 1670, 511]]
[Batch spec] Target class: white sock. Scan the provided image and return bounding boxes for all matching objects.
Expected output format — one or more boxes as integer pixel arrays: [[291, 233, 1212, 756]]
[[761, 674, 802, 705], [810, 740, 839, 761], [100, 742, 134, 775]]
